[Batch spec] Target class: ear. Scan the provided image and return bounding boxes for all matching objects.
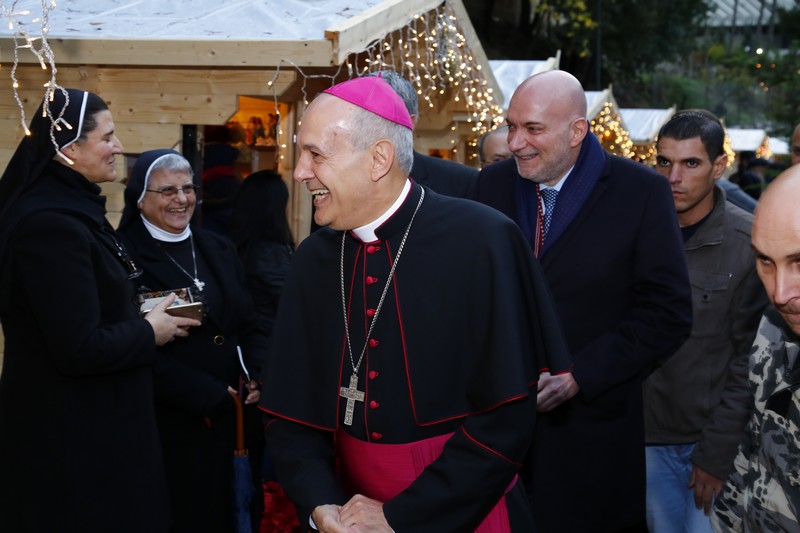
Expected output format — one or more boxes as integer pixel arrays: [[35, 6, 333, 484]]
[[369, 139, 395, 182], [712, 154, 728, 180], [570, 118, 589, 148], [56, 142, 81, 166]]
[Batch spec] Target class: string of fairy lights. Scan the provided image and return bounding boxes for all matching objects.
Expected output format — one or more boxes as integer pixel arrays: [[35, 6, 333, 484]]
[[264, 0, 504, 163], [349, 3, 503, 131], [2, 1, 59, 130], [0, 0, 80, 162], [350, 1, 506, 157], [590, 101, 633, 159]]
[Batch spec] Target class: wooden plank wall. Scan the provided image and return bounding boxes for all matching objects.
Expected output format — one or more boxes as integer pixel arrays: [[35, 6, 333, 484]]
[[0, 65, 297, 164], [0, 65, 313, 237]]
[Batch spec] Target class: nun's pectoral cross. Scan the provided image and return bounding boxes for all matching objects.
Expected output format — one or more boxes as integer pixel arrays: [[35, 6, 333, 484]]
[[339, 373, 365, 426]]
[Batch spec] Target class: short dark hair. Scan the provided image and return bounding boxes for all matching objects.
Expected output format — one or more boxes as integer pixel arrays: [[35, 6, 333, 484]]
[[657, 109, 726, 161], [230, 170, 294, 251]]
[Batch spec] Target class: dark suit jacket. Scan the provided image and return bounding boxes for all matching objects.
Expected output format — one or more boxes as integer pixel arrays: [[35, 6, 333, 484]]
[[476, 154, 692, 532], [409, 151, 478, 199]]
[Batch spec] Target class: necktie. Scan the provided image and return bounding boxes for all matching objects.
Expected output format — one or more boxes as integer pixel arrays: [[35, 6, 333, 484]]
[[541, 188, 558, 238]]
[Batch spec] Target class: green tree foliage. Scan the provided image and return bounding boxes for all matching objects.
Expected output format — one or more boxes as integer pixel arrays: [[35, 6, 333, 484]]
[[595, 0, 712, 82], [464, 0, 800, 137], [466, 0, 713, 95], [763, 3, 800, 136], [751, 45, 800, 137]]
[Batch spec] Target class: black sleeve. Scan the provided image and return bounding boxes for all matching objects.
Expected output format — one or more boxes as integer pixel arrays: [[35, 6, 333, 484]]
[[264, 416, 349, 524]]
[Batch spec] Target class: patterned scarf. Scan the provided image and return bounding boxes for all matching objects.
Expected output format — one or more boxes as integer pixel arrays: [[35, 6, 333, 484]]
[[515, 132, 607, 257]]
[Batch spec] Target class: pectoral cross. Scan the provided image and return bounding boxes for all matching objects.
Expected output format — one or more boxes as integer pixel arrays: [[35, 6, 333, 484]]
[[339, 373, 365, 426]]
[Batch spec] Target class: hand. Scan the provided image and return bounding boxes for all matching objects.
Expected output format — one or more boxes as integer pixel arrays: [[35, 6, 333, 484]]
[[311, 504, 350, 533], [144, 293, 201, 346], [689, 464, 724, 515], [339, 494, 393, 532], [536, 371, 579, 412], [244, 379, 261, 405]]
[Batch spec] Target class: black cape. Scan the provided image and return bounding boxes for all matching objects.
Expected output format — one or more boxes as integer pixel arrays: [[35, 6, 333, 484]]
[[260, 183, 570, 531], [262, 183, 569, 429]]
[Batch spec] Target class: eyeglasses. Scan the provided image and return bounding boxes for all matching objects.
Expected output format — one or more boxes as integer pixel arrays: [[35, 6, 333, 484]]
[[145, 184, 200, 198]]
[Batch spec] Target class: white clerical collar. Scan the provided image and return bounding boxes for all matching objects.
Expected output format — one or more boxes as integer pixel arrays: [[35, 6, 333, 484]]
[[541, 165, 575, 192], [141, 213, 192, 242], [351, 179, 412, 242]]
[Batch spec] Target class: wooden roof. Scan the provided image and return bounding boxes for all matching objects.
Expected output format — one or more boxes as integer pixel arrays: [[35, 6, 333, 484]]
[[0, 0, 475, 69]]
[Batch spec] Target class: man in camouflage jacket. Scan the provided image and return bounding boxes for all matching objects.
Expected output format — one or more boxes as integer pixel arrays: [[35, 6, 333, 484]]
[[712, 166, 800, 532]]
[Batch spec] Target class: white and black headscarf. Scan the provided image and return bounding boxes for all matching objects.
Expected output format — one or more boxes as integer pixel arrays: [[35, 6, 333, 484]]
[[0, 88, 99, 262]]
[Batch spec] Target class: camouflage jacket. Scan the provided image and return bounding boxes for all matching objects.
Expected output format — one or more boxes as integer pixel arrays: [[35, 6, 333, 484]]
[[713, 306, 800, 532]]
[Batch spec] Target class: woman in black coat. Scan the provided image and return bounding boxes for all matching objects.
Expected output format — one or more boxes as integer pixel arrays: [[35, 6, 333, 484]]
[[230, 169, 296, 527], [0, 89, 197, 532], [117, 149, 267, 533], [230, 169, 294, 340]]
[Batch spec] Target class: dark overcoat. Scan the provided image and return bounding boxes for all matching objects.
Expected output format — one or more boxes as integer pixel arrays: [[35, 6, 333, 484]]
[[0, 163, 171, 532], [476, 146, 693, 532], [410, 150, 478, 199]]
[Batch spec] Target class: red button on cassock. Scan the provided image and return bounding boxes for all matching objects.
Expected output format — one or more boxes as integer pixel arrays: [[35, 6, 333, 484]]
[[366, 276, 378, 285], [368, 370, 379, 380], [371, 432, 382, 440], [366, 308, 376, 317], [368, 338, 380, 348], [366, 245, 381, 254], [369, 400, 380, 409]]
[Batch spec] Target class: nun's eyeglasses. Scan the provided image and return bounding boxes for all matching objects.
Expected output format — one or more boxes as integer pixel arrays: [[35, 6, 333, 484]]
[[146, 184, 200, 198]]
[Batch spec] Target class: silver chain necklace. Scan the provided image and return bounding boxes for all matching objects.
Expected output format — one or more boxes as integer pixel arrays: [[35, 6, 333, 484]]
[[161, 234, 205, 292], [338, 187, 424, 426]]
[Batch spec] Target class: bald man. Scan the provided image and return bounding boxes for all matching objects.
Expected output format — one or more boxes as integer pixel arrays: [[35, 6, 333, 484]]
[[475, 70, 692, 532], [713, 167, 800, 531], [478, 125, 512, 168]]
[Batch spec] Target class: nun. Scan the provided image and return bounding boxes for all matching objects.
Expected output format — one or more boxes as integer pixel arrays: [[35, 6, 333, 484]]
[[117, 149, 266, 533], [0, 88, 198, 531]]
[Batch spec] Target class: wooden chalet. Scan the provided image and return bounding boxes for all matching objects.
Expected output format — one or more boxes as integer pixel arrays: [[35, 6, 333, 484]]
[[0, 0, 500, 240]]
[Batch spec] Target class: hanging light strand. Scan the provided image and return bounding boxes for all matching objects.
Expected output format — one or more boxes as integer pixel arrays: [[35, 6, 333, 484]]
[[264, 58, 347, 163], [351, 2, 502, 150], [2, 0, 61, 139], [262, 2, 502, 163]]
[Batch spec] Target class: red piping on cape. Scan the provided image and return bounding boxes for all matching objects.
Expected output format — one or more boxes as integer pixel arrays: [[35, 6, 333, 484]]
[[261, 230, 534, 432], [376, 238, 533, 427], [461, 427, 522, 467], [259, 405, 335, 432]]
